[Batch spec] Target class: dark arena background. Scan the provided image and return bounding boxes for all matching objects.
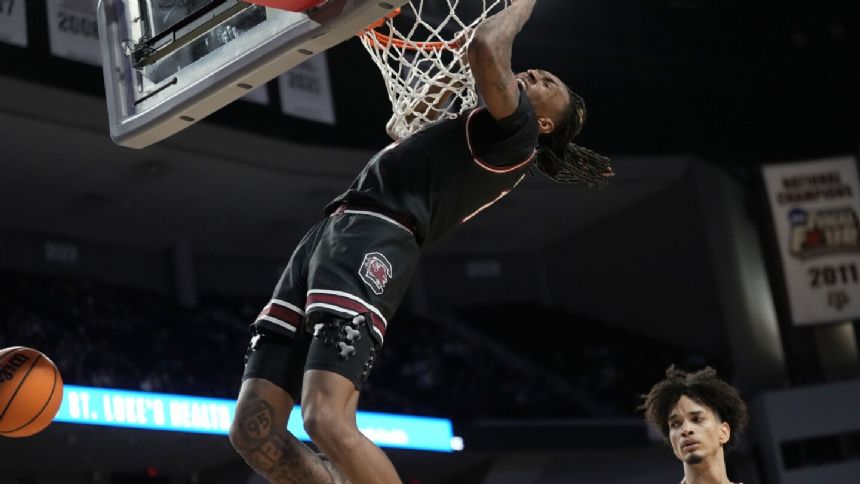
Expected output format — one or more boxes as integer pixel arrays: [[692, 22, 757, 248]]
[[1, 0, 860, 483]]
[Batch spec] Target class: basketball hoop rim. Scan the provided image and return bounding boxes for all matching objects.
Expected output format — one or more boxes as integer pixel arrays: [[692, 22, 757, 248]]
[[364, 30, 455, 51], [360, 7, 459, 52]]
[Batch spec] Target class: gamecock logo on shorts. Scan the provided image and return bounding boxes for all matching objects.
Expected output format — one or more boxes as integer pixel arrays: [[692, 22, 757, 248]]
[[359, 252, 393, 295]]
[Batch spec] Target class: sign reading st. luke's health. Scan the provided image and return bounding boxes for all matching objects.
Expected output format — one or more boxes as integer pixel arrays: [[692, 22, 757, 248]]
[[0, 0, 27, 47], [763, 157, 860, 326], [54, 385, 457, 452]]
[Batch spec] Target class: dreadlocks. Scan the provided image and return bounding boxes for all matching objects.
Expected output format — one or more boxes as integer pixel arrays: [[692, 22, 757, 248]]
[[532, 85, 613, 188], [639, 366, 749, 450]]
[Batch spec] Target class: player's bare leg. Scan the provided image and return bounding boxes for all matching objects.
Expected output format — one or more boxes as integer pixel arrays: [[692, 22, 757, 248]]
[[302, 370, 401, 484], [230, 378, 350, 484]]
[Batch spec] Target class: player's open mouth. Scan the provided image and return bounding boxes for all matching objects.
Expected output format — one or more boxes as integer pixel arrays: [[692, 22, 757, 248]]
[[516, 71, 535, 91]]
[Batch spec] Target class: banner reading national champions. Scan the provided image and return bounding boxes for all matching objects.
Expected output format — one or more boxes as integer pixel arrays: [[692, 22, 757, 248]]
[[763, 157, 860, 326]]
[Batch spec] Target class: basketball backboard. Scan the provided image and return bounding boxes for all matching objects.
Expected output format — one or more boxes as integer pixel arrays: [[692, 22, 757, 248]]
[[97, 0, 407, 148]]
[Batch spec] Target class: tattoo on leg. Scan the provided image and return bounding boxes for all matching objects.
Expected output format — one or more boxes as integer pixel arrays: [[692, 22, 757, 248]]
[[242, 403, 273, 439], [247, 434, 287, 471], [235, 392, 350, 484]]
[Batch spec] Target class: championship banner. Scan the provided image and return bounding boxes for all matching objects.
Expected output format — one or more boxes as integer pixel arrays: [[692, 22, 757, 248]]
[[278, 53, 336, 125], [763, 157, 860, 325], [46, 0, 101, 66], [241, 84, 270, 106], [0, 0, 26, 47]]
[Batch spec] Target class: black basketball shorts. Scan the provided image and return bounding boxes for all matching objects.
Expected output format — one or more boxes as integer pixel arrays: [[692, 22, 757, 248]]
[[243, 208, 419, 395]]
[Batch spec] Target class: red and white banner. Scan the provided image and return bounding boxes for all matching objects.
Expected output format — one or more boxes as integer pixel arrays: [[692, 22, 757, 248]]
[[763, 157, 860, 325], [0, 0, 27, 47], [46, 0, 101, 66]]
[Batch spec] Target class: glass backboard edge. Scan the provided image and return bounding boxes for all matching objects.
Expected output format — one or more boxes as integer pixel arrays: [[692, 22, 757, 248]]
[[99, 0, 408, 149]]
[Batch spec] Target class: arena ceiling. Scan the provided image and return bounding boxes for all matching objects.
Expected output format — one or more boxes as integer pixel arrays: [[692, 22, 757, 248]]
[[324, 0, 859, 164], [0, 0, 857, 258], [498, 0, 859, 164], [3, 0, 857, 163]]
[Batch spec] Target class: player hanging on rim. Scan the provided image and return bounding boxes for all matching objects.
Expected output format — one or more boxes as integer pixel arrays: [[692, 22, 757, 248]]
[[229, 1, 613, 482]]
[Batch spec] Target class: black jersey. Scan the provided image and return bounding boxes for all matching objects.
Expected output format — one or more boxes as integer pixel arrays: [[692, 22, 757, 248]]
[[326, 87, 539, 246]]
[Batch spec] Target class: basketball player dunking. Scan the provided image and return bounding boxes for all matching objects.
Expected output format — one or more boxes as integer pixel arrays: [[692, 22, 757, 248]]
[[229, 1, 612, 482]]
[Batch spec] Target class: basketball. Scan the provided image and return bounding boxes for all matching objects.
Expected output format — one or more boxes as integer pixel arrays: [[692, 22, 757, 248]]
[[0, 347, 64, 438]]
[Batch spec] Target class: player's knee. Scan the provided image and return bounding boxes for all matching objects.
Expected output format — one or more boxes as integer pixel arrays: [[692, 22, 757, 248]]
[[229, 407, 258, 457], [229, 389, 289, 458], [228, 415, 249, 455], [301, 401, 338, 441], [302, 402, 360, 456], [229, 407, 284, 474]]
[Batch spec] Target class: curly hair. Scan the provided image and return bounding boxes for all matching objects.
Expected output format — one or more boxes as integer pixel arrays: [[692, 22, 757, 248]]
[[639, 366, 749, 450], [531, 85, 612, 188]]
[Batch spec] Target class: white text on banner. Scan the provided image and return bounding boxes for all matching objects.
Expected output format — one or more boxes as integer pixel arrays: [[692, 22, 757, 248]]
[[763, 157, 860, 325], [46, 0, 100, 66], [0, 0, 27, 47], [279, 53, 335, 125], [54, 385, 456, 452]]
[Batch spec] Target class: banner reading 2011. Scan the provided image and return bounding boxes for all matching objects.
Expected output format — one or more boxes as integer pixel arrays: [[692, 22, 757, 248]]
[[763, 157, 860, 326]]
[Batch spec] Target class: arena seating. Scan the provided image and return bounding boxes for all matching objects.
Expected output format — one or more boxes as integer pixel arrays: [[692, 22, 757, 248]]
[[0, 270, 718, 420]]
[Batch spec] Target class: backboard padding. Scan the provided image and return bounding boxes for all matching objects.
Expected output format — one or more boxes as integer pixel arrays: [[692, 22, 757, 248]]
[[98, 0, 407, 148]]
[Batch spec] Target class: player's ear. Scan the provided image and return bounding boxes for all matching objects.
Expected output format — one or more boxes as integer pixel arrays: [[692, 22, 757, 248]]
[[719, 422, 731, 445], [537, 116, 555, 134]]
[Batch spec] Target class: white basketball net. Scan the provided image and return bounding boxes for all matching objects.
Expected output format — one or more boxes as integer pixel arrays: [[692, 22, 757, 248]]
[[360, 0, 510, 140]]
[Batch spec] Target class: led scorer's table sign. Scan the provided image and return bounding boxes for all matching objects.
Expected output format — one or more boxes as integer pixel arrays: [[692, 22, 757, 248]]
[[54, 385, 458, 452]]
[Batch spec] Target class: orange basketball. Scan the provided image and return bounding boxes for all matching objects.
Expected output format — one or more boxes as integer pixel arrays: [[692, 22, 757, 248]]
[[0, 347, 64, 438]]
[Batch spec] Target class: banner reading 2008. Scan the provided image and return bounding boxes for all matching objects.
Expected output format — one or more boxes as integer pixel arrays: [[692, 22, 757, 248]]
[[46, 0, 100, 66], [763, 157, 860, 326]]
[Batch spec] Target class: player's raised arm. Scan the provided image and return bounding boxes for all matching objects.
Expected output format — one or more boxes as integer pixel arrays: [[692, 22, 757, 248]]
[[468, 0, 537, 120]]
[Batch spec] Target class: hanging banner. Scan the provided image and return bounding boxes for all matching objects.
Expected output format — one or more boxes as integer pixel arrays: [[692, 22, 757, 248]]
[[763, 157, 860, 326], [0, 0, 27, 47], [242, 84, 270, 106], [278, 53, 335, 125], [46, 0, 101, 66]]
